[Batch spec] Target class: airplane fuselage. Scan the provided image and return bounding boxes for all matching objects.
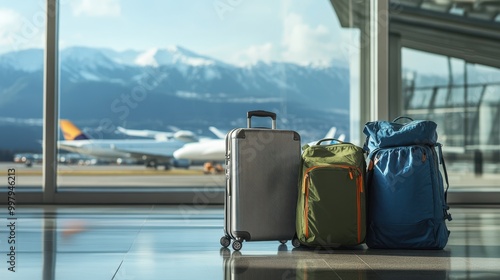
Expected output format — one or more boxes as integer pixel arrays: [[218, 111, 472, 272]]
[[58, 139, 186, 161], [173, 139, 225, 162]]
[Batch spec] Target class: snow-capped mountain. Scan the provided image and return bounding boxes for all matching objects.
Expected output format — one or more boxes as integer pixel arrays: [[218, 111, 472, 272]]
[[0, 45, 350, 108], [0, 49, 44, 72], [0, 46, 348, 86], [0, 46, 350, 151], [0, 45, 225, 71], [134, 46, 223, 67]]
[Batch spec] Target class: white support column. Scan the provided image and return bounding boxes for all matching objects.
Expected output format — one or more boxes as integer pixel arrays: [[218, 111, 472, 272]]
[[370, 0, 389, 121], [43, 0, 59, 203], [388, 32, 402, 120]]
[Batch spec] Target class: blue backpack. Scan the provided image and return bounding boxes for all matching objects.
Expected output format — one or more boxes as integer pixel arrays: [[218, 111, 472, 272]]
[[363, 117, 452, 249]]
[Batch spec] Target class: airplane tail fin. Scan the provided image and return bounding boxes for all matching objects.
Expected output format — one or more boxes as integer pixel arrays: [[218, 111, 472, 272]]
[[208, 126, 226, 139], [60, 120, 90, 140], [324, 127, 337, 139]]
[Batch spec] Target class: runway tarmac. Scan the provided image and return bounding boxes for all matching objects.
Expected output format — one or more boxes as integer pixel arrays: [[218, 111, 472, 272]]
[[2, 162, 226, 188], [2, 162, 499, 190]]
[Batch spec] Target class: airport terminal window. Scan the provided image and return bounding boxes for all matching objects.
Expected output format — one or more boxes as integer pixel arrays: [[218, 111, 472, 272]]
[[0, 1, 45, 189], [402, 48, 500, 190], [54, 0, 364, 192]]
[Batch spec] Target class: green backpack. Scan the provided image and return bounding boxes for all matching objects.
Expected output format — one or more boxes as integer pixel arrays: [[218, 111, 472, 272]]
[[293, 139, 366, 248]]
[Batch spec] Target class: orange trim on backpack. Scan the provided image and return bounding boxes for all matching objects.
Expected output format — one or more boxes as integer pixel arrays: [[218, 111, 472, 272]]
[[304, 173, 310, 239], [356, 168, 363, 243], [302, 165, 364, 243]]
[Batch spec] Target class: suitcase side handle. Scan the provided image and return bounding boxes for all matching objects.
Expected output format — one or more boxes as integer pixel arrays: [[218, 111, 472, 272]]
[[247, 110, 277, 129]]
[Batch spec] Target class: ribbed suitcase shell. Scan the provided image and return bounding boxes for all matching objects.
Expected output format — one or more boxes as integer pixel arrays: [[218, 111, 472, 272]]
[[221, 111, 300, 250]]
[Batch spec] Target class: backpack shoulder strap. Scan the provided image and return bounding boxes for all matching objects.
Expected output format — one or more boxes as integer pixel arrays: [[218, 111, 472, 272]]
[[437, 143, 452, 221]]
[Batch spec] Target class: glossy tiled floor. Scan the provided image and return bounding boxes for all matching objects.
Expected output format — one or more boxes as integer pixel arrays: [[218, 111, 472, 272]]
[[0, 205, 499, 280]]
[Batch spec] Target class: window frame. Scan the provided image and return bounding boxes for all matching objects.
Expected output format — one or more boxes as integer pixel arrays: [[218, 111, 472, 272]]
[[13, 0, 499, 205]]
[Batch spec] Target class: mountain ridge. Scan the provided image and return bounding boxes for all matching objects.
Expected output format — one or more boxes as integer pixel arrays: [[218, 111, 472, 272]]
[[0, 46, 350, 152]]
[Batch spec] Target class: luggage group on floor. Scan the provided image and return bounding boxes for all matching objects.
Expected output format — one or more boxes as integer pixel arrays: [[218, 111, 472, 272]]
[[221, 111, 452, 251]]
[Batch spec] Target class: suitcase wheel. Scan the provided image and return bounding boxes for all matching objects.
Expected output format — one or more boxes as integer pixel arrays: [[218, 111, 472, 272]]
[[220, 236, 231, 248], [292, 237, 301, 248], [232, 240, 243, 251], [279, 240, 287, 244]]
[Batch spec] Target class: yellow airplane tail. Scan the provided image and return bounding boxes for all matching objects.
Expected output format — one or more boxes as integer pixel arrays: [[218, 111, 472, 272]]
[[60, 120, 90, 140]]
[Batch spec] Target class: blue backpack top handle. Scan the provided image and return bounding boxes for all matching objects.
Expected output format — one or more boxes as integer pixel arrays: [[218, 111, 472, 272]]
[[363, 116, 438, 152]]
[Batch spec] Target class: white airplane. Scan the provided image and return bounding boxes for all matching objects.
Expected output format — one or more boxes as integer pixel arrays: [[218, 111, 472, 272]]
[[171, 127, 226, 164], [58, 120, 193, 169], [173, 138, 226, 163], [173, 127, 346, 163]]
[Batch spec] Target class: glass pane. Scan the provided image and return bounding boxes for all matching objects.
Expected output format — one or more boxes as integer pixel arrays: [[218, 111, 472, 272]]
[[483, 85, 500, 104], [0, 1, 45, 189], [448, 87, 464, 107], [402, 48, 500, 190], [408, 88, 434, 109], [466, 85, 484, 106], [56, 1, 363, 192]]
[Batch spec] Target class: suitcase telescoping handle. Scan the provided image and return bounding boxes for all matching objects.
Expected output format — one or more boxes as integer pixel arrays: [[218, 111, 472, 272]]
[[247, 110, 277, 129]]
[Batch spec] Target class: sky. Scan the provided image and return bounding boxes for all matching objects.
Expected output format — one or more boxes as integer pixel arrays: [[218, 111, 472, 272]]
[[2, 0, 497, 78], [0, 0, 354, 67]]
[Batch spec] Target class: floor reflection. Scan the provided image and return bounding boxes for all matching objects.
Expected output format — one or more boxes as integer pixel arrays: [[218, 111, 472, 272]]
[[42, 209, 56, 280], [0, 206, 498, 280]]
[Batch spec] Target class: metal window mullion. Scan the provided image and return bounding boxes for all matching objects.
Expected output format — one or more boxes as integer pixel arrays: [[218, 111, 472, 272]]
[[389, 32, 402, 120], [370, 0, 389, 121], [43, 0, 59, 203], [354, 1, 371, 147]]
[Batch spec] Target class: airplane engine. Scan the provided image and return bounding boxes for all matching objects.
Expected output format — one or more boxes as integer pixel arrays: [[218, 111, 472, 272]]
[[173, 159, 190, 169]]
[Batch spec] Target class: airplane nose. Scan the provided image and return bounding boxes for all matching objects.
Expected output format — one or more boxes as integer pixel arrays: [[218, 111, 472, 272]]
[[173, 148, 189, 159]]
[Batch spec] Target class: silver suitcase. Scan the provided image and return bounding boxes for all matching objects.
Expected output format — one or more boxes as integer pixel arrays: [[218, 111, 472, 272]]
[[220, 110, 301, 251]]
